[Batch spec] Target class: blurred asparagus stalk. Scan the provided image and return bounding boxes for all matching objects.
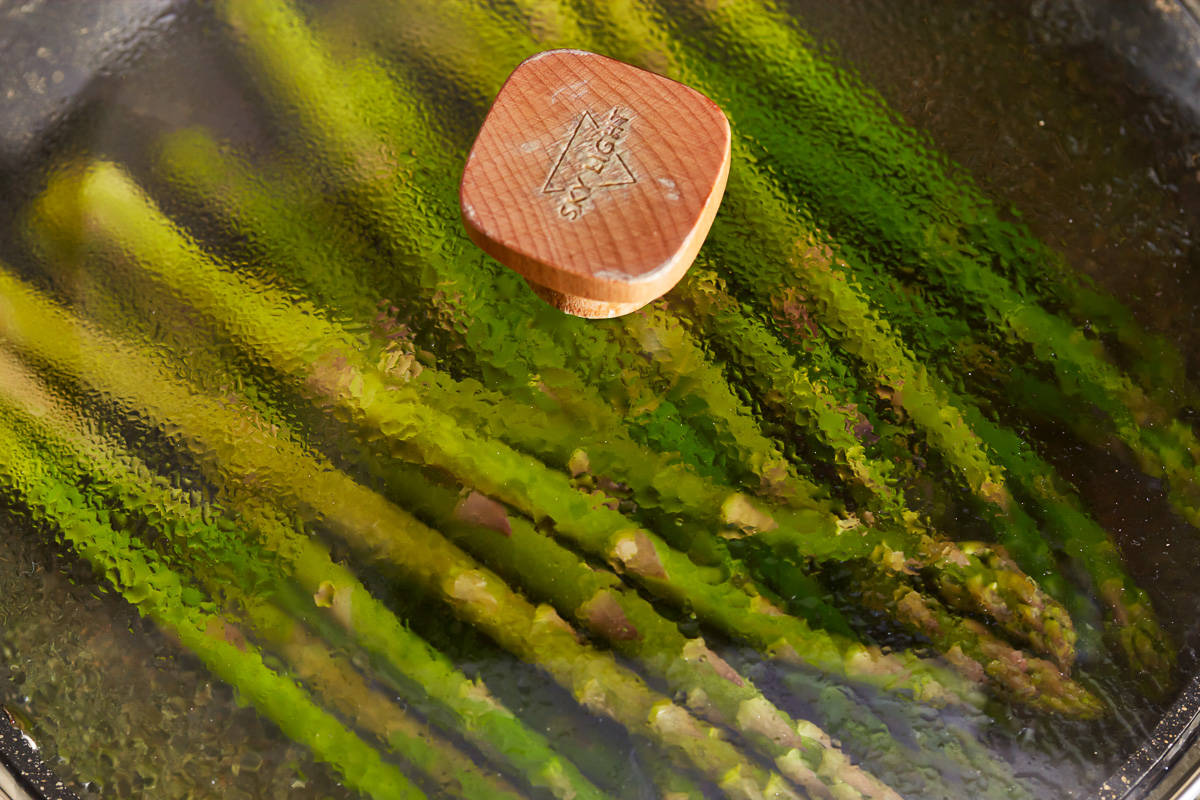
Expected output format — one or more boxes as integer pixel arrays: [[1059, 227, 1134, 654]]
[[0, 344, 600, 800], [649, 0, 1195, 412], [0, 262, 804, 800], [153, 6, 1084, 678], [0, 413, 426, 800], [148, 126, 1098, 716], [25, 160, 973, 711], [552, 0, 1169, 681]]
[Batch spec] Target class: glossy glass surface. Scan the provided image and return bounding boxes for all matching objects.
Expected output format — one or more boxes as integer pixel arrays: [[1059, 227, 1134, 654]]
[[1, 2, 1198, 798]]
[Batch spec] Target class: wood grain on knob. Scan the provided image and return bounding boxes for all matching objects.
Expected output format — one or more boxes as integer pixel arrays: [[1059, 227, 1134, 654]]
[[459, 49, 731, 318]]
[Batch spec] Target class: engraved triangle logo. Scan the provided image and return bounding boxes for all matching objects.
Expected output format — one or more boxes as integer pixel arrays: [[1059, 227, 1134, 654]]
[[543, 109, 636, 220]]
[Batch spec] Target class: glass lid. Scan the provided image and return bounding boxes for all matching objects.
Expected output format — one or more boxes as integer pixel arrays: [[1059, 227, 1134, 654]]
[[1, 1, 1198, 798]]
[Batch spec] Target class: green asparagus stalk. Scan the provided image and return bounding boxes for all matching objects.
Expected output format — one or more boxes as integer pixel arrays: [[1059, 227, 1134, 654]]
[[0, 344, 603, 800], [194, 0, 874, 535], [556, 0, 1043, 576], [154, 128, 845, 632], [669, 266, 1077, 669], [161, 0, 1121, 717], [790, 194, 1200, 536], [154, 129, 928, 660], [640, 0, 1194, 412], [772, 238, 1092, 638], [230, 495, 650, 800], [633, 0, 1200, 601], [0, 417, 425, 800], [358, 454, 899, 799], [211, 0, 620, 393], [153, 52, 1080, 685], [849, 563, 1101, 716], [234, 0, 869, 525], [549, 0, 1170, 681], [156, 357, 884, 797], [24, 161, 971, 709], [451, 0, 1089, 690], [7, 0, 1181, 792], [0, 264, 804, 800]]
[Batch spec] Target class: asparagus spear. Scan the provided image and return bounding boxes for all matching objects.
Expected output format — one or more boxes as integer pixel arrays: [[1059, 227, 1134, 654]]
[[200, 0, 1128, 715], [24, 161, 971, 709], [641, 0, 1193, 412], [356, 452, 899, 799], [848, 563, 1101, 717], [468, 0, 1089, 681], [639, 0, 1200, 552], [154, 17, 1082, 677], [0, 417, 425, 800], [549, 0, 1170, 683], [62, 135, 1102, 717], [0, 347, 597, 800], [175, 0, 1099, 714], [0, 264, 803, 800]]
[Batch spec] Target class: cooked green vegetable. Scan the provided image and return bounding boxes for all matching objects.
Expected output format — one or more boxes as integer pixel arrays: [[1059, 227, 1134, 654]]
[[26, 160, 970, 708], [2, 0, 1193, 796], [554, 0, 1171, 680], [0, 412, 425, 800], [153, 6, 1085, 684], [0, 264, 801, 799], [646, 0, 1193, 410], [0, 349, 600, 800]]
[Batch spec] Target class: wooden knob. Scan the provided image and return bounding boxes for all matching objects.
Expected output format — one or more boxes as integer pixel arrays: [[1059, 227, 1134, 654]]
[[460, 49, 731, 318]]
